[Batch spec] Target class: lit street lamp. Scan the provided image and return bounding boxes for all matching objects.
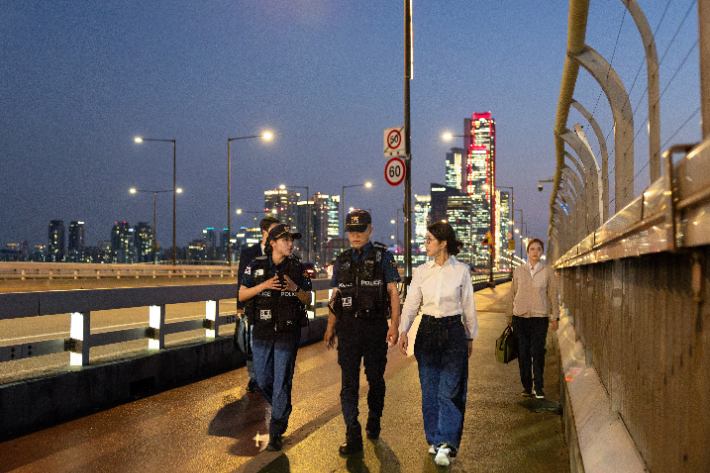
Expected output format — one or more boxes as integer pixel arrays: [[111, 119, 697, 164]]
[[134, 136, 178, 265], [227, 131, 273, 265], [130, 187, 182, 264], [341, 182, 372, 243]]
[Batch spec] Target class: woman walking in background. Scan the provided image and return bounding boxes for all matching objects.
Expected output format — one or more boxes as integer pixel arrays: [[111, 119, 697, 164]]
[[398, 222, 478, 467], [505, 238, 559, 399]]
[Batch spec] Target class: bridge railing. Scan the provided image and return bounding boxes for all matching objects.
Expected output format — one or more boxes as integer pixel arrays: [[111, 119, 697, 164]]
[[0, 279, 333, 376], [0, 262, 238, 281]]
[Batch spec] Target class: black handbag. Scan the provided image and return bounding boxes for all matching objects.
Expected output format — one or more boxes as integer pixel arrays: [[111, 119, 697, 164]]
[[234, 316, 253, 359], [495, 326, 518, 364]]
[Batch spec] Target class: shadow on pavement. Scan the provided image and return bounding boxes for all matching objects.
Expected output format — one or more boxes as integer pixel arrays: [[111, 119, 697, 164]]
[[516, 397, 562, 414], [256, 453, 291, 472], [209, 392, 272, 457]]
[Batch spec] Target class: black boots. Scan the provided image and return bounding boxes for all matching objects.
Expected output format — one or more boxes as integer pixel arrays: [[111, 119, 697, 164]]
[[339, 421, 363, 455], [266, 434, 282, 451], [365, 416, 380, 439]]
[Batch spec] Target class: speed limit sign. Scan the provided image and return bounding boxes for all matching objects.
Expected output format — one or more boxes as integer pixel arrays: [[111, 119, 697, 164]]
[[385, 157, 405, 186]]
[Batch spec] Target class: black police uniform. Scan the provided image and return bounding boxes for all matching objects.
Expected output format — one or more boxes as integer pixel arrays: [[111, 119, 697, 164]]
[[331, 240, 400, 445], [241, 252, 312, 443]]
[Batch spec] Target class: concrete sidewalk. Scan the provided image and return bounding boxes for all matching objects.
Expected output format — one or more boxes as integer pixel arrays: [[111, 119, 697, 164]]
[[246, 283, 568, 472], [0, 282, 568, 472]]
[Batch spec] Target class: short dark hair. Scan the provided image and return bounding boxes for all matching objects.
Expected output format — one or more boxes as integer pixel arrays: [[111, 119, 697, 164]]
[[427, 221, 464, 256], [260, 217, 279, 233], [527, 238, 544, 252]]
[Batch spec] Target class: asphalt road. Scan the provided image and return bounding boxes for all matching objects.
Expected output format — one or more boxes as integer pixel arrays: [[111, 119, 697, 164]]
[[0, 283, 569, 472]]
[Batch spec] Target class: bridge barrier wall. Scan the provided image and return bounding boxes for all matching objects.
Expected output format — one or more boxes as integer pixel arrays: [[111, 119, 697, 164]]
[[558, 247, 710, 473]]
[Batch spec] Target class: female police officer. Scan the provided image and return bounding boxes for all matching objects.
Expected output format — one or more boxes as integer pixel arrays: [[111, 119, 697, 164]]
[[239, 224, 312, 451]]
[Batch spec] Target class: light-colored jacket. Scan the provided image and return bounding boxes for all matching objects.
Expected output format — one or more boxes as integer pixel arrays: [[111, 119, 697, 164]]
[[505, 262, 559, 322]]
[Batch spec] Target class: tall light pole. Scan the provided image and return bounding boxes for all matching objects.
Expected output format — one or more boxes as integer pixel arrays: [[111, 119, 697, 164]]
[[228, 131, 273, 266], [134, 137, 177, 265], [403, 0, 413, 296], [279, 184, 310, 261], [341, 182, 372, 246], [130, 187, 183, 263]]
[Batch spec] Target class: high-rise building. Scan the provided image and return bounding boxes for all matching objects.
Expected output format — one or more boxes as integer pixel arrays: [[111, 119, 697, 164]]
[[68, 221, 85, 262], [111, 221, 133, 263], [221, 227, 231, 262], [134, 222, 154, 263], [497, 190, 512, 269], [264, 189, 300, 230], [188, 239, 206, 261], [446, 194, 475, 263], [430, 184, 460, 224], [413, 194, 431, 250], [202, 227, 217, 260], [48, 220, 65, 262], [310, 193, 340, 264], [464, 113, 496, 267], [445, 148, 467, 191]]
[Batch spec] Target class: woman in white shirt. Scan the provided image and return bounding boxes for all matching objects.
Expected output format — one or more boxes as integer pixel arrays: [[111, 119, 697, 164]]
[[398, 222, 478, 467]]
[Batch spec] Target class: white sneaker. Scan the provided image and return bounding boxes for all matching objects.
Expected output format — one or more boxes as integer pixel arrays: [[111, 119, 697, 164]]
[[434, 446, 451, 466], [429, 445, 437, 455]]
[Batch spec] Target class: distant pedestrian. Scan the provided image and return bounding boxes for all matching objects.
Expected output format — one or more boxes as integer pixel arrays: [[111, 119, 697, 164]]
[[236, 217, 279, 394], [505, 238, 559, 400], [239, 224, 312, 451], [324, 209, 401, 456], [399, 222, 478, 467]]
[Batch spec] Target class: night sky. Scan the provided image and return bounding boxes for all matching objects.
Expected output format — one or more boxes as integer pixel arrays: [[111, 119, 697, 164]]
[[0, 1, 702, 250]]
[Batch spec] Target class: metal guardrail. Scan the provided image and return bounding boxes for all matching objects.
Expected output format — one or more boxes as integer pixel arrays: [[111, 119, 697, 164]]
[[555, 138, 710, 268], [0, 271, 510, 381], [0, 279, 333, 370], [0, 262, 239, 281]]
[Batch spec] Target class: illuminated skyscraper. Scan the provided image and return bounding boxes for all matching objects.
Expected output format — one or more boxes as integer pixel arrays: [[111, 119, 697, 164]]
[[497, 190, 512, 269], [310, 193, 340, 263], [111, 221, 133, 263], [464, 113, 496, 268], [68, 221, 85, 262], [264, 189, 300, 229], [48, 220, 65, 262], [445, 148, 466, 191], [413, 194, 431, 250], [134, 222, 154, 263]]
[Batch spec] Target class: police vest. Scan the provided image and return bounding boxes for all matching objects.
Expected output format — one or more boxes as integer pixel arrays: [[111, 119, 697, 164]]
[[245, 255, 307, 331], [336, 242, 390, 319]]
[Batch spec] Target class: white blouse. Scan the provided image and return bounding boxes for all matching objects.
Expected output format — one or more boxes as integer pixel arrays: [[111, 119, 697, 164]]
[[399, 256, 478, 339]]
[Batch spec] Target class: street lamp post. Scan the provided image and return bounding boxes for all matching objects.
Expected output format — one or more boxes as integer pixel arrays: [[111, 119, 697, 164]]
[[341, 182, 372, 247], [134, 137, 178, 265], [130, 188, 183, 264], [227, 131, 273, 266], [280, 184, 310, 262]]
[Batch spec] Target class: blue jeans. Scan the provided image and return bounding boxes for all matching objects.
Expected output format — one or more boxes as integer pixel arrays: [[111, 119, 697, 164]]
[[252, 331, 300, 437], [414, 315, 469, 452]]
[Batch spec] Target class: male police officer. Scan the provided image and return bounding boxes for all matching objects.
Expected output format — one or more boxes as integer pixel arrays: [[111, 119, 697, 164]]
[[239, 224, 312, 451], [237, 217, 279, 393], [324, 209, 401, 455]]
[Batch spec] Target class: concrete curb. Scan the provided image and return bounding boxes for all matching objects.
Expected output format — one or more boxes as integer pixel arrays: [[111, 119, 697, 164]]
[[0, 317, 328, 440], [557, 316, 648, 473]]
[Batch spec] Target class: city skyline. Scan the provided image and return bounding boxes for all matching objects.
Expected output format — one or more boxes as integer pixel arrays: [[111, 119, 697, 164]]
[[1, 2, 702, 251]]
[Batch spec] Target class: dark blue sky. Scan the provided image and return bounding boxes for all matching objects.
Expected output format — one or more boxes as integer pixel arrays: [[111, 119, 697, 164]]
[[0, 0, 701, 249]]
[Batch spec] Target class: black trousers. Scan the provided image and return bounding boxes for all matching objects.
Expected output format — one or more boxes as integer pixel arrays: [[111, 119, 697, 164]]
[[337, 318, 389, 437], [511, 316, 549, 392]]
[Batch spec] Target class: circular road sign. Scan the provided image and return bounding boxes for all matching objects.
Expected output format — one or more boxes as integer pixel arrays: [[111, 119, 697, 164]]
[[387, 129, 402, 150], [385, 157, 405, 186]]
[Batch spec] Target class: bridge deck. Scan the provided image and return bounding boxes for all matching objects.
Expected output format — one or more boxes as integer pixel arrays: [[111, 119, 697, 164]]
[[0, 283, 568, 473]]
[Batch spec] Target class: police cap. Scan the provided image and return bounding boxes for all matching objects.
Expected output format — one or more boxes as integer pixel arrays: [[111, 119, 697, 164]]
[[268, 224, 302, 241], [345, 209, 372, 233]]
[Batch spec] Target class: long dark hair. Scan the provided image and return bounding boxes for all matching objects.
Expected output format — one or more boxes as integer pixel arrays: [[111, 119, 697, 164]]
[[427, 222, 464, 256]]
